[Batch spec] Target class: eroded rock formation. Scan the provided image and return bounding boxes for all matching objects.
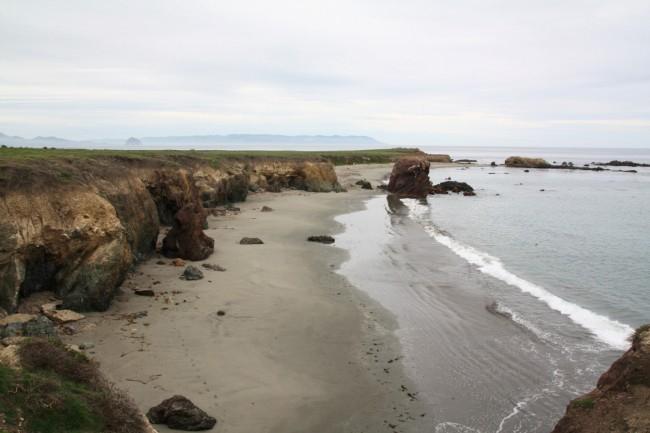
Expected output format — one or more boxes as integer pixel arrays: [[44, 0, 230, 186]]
[[386, 158, 433, 198], [162, 203, 214, 261], [0, 155, 343, 313], [551, 325, 650, 433]]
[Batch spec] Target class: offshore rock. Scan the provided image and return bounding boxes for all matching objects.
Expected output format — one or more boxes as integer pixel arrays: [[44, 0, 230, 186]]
[[386, 158, 433, 199], [505, 156, 551, 168], [431, 181, 474, 194]]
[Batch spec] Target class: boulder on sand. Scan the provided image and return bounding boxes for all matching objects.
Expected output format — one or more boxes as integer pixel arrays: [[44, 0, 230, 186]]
[[162, 203, 214, 261], [147, 395, 217, 431], [240, 237, 264, 245], [386, 158, 433, 198], [181, 265, 204, 281], [307, 235, 335, 244]]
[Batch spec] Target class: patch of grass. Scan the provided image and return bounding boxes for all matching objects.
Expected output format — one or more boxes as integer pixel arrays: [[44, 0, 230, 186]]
[[0, 145, 426, 165], [0, 339, 146, 433], [572, 397, 596, 409]]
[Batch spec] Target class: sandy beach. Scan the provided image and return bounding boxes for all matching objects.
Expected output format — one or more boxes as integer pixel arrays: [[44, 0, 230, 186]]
[[63, 164, 427, 433]]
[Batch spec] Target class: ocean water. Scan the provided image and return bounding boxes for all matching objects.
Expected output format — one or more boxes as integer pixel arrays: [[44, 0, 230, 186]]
[[335, 150, 650, 432]]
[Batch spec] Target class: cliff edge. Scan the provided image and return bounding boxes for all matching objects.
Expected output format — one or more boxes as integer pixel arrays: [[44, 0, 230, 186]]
[[0, 151, 343, 313], [552, 325, 650, 433]]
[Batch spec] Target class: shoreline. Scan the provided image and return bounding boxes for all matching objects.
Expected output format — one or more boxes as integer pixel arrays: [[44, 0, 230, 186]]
[[62, 163, 428, 433]]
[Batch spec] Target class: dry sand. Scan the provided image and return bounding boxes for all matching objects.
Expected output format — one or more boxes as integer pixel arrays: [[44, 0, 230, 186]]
[[64, 164, 428, 433]]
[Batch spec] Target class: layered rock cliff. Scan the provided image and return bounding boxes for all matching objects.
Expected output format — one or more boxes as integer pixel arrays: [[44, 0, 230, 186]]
[[0, 154, 342, 313], [552, 325, 650, 433]]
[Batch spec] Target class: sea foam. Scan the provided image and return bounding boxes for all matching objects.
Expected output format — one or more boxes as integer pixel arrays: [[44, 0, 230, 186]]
[[405, 200, 634, 351]]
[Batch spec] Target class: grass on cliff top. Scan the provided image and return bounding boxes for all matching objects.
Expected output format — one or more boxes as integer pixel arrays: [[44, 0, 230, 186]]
[[0, 339, 146, 433], [0, 146, 426, 166]]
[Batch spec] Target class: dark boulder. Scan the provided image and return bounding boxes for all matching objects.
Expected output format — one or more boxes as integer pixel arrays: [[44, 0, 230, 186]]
[[162, 203, 214, 261], [355, 179, 373, 190], [260, 206, 273, 212], [431, 181, 474, 194], [307, 235, 335, 244], [386, 158, 433, 198], [147, 395, 216, 431], [181, 265, 204, 281], [240, 237, 264, 245]]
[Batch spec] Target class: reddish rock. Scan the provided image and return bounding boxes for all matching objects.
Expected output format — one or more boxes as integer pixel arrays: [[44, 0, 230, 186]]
[[162, 204, 214, 261], [386, 158, 433, 198], [551, 326, 650, 433]]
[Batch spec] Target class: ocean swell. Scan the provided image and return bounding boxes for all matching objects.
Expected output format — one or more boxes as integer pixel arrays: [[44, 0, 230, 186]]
[[405, 200, 634, 351]]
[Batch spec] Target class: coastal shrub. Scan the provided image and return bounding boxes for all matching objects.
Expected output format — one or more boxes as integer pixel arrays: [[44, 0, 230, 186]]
[[19, 339, 100, 386], [0, 339, 147, 433], [572, 397, 595, 409]]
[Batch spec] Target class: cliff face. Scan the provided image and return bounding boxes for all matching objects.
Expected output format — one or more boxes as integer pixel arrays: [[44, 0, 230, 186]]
[[0, 155, 342, 313], [552, 326, 650, 433]]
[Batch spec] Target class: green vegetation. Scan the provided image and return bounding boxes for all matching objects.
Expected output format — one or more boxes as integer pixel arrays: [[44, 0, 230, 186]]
[[0, 146, 430, 165], [572, 397, 596, 410], [0, 339, 146, 433]]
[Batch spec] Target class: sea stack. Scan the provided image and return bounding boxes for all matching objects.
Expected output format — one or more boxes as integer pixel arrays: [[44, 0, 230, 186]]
[[386, 157, 433, 199]]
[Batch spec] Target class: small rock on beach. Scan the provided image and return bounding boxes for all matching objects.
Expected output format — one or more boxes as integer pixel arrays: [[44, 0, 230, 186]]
[[240, 237, 264, 245], [307, 235, 335, 244], [181, 265, 204, 280]]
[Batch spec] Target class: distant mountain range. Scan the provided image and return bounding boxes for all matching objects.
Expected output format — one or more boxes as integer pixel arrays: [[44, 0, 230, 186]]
[[0, 132, 383, 149]]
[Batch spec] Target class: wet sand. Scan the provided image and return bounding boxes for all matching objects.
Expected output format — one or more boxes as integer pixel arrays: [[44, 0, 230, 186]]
[[64, 164, 429, 433]]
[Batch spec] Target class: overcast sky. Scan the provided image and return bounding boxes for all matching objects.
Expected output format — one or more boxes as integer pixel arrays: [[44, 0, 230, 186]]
[[1, 0, 649, 147]]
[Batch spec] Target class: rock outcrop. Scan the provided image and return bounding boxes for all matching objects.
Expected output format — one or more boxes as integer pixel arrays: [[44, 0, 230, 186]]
[[431, 181, 474, 194], [162, 203, 214, 261], [551, 325, 650, 433], [248, 160, 343, 193], [0, 154, 343, 313], [592, 160, 650, 168], [505, 156, 552, 168], [386, 158, 433, 198]]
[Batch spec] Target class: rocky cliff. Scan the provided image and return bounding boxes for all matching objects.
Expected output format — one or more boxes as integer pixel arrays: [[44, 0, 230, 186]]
[[0, 153, 342, 313], [551, 325, 650, 433]]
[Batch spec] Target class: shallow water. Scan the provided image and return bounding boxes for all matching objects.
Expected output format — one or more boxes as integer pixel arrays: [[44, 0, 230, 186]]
[[335, 161, 649, 432]]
